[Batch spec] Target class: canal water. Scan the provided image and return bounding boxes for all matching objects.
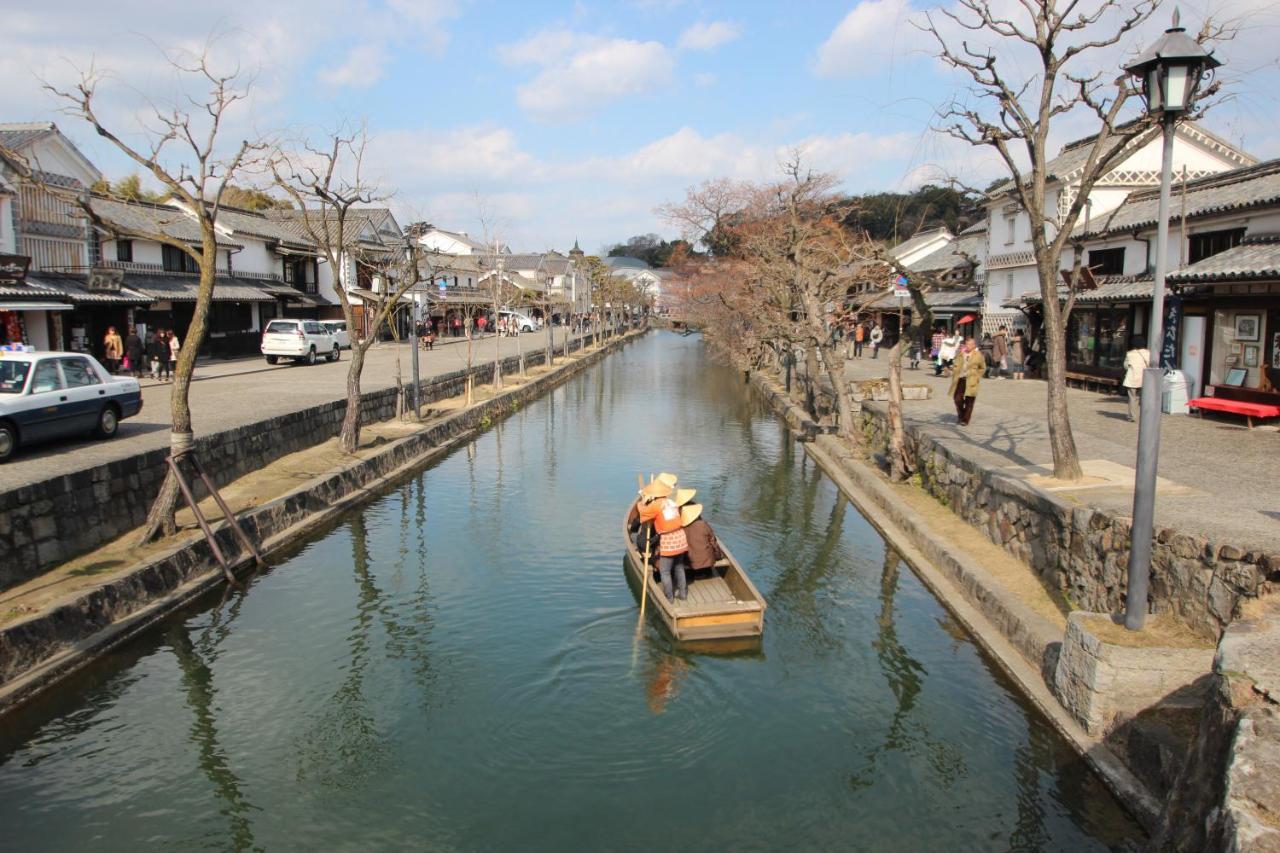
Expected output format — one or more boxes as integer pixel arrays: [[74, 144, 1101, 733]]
[[0, 332, 1143, 851]]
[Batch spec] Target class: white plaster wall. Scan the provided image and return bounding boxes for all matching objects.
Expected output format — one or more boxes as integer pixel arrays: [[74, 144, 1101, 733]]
[[0, 195, 15, 253], [230, 239, 275, 277], [26, 135, 100, 187], [419, 232, 474, 255]]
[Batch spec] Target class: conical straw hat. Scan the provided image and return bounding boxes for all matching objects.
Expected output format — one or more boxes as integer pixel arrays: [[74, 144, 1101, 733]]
[[639, 480, 673, 499], [680, 503, 703, 526], [656, 472, 678, 487], [671, 488, 696, 507]]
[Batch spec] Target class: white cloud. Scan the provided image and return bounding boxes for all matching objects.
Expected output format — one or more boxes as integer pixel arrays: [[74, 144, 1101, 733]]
[[814, 0, 927, 78], [677, 21, 742, 51], [318, 43, 387, 88], [508, 34, 676, 121]]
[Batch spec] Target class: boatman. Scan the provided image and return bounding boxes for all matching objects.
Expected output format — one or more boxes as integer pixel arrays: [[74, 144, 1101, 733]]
[[627, 473, 678, 556], [654, 488, 696, 601]]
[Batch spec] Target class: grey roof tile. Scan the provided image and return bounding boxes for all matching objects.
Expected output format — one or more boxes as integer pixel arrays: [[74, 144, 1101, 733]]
[[1167, 236, 1280, 283]]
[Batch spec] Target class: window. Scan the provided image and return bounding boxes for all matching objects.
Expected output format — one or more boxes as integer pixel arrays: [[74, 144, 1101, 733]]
[[304, 322, 324, 334], [162, 244, 199, 273], [59, 357, 101, 388], [1004, 274, 1015, 301], [1087, 247, 1125, 276], [266, 320, 299, 334], [0, 360, 32, 394], [115, 239, 133, 263], [1005, 215, 1017, 245], [29, 361, 64, 394], [1188, 228, 1245, 264]]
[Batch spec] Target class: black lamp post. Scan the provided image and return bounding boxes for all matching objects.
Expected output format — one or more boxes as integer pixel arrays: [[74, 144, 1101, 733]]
[[1120, 11, 1220, 630]]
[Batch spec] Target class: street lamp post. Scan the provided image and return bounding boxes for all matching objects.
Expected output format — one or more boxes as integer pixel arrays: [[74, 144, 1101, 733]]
[[1121, 12, 1220, 630], [404, 237, 421, 420]]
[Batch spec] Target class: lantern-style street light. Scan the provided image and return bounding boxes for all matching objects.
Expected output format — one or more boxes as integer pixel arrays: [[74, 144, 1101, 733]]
[[1120, 11, 1221, 631]]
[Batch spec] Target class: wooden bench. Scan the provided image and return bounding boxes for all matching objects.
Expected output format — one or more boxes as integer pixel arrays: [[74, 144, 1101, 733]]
[[1189, 396, 1280, 429], [1065, 371, 1122, 394]]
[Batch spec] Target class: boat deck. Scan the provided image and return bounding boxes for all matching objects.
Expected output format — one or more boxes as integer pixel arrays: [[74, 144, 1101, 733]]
[[671, 570, 762, 616]]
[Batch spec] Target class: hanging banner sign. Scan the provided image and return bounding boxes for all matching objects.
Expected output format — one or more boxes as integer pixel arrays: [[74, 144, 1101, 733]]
[[1161, 295, 1182, 369]]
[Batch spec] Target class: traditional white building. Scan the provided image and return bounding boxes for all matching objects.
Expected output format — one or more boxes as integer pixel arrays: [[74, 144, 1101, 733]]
[[979, 123, 1255, 332]]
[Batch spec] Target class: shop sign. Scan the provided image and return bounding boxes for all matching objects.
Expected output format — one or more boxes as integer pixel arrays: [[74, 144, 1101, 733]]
[[0, 253, 30, 283], [88, 266, 125, 292]]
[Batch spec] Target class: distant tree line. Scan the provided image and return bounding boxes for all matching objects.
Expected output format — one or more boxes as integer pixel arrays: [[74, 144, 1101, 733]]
[[90, 174, 293, 211]]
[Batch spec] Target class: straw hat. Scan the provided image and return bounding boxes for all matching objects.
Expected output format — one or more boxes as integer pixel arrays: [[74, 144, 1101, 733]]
[[671, 488, 696, 507], [639, 479, 673, 500], [656, 472, 678, 487], [680, 503, 703, 526]]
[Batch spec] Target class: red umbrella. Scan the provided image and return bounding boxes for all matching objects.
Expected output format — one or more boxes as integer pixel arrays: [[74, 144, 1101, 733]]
[[957, 314, 977, 324]]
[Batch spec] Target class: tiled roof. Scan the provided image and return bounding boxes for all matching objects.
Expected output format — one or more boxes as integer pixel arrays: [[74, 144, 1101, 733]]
[[0, 122, 55, 151], [89, 196, 241, 248], [907, 231, 985, 274], [1016, 274, 1154, 305], [889, 227, 950, 261], [989, 133, 1133, 196], [266, 208, 390, 250], [121, 272, 276, 302], [27, 273, 151, 304], [1167, 236, 1280, 284], [1078, 159, 1280, 238], [855, 286, 981, 311], [214, 206, 313, 248]]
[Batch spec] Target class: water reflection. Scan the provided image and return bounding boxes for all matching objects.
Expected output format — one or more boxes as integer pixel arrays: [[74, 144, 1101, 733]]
[[849, 546, 966, 792], [167, 618, 261, 852], [293, 512, 390, 788]]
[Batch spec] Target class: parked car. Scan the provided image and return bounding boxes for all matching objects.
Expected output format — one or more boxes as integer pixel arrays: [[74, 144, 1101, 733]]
[[499, 310, 537, 332], [260, 319, 340, 365], [0, 351, 143, 463], [321, 320, 351, 349]]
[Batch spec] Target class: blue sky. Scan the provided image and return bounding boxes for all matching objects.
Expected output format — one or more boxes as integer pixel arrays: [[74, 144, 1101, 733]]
[[4, 0, 1278, 253]]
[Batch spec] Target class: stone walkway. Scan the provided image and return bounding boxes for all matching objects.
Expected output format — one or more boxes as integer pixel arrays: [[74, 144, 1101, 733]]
[[842, 355, 1278, 553], [0, 329, 586, 490]]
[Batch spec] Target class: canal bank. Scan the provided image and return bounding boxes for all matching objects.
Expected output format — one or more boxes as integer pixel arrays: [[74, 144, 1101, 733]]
[[0, 328, 646, 713], [740, 364, 1164, 830], [0, 331, 1142, 850]]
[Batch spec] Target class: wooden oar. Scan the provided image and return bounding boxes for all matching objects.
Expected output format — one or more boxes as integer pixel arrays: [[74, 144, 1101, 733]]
[[635, 473, 653, 626]]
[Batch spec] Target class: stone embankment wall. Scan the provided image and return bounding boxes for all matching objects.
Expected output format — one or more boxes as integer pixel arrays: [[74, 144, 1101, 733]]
[[0, 337, 595, 592], [856, 404, 1274, 641], [0, 330, 641, 707]]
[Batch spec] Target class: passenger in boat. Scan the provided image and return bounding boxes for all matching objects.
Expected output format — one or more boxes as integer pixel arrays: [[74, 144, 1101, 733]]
[[655, 488, 696, 601], [629, 476, 675, 554], [681, 503, 723, 573]]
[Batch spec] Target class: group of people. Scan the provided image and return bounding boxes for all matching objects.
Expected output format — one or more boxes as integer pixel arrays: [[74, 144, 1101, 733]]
[[830, 317, 884, 360], [627, 473, 723, 603], [929, 324, 1027, 381], [102, 325, 180, 381]]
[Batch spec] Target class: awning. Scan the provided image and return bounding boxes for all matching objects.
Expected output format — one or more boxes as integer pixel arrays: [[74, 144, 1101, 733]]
[[0, 301, 73, 311], [957, 314, 977, 324]]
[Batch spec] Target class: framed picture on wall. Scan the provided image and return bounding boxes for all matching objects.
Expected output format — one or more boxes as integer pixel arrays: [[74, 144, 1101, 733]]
[[1244, 345, 1260, 368], [1230, 341, 1242, 355], [1234, 313, 1261, 341]]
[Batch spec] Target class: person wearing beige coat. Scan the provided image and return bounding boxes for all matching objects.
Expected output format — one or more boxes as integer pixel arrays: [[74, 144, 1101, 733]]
[[948, 338, 986, 426]]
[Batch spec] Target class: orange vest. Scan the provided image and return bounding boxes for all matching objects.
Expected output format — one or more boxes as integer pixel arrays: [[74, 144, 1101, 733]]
[[653, 499, 683, 534]]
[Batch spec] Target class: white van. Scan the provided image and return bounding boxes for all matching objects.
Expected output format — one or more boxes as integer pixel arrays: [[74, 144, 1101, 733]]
[[499, 310, 536, 332], [261, 319, 340, 365]]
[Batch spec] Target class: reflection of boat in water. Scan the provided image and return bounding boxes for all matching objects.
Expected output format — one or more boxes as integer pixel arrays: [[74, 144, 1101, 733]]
[[623, 511, 766, 641]]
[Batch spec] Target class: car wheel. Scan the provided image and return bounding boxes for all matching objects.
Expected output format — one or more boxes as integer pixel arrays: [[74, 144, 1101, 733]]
[[94, 405, 120, 439], [0, 421, 17, 463], [329, 345, 340, 362], [265, 355, 279, 365], [306, 346, 317, 365]]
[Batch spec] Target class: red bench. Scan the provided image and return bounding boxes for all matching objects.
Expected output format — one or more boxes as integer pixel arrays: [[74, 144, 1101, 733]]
[[1188, 397, 1280, 429]]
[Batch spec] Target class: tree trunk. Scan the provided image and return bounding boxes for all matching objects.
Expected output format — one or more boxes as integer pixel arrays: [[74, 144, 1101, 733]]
[[464, 309, 475, 405], [886, 339, 911, 481], [137, 233, 217, 544], [339, 343, 368, 453], [492, 298, 503, 390], [545, 316, 554, 367], [1038, 262, 1084, 480]]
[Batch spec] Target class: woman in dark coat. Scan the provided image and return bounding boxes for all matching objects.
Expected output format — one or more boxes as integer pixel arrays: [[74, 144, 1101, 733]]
[[124, 326, 145, 379]]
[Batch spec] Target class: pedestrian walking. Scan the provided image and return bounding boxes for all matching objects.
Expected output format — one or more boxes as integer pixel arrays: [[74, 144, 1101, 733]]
[[103, 326, 123, 374], [992, 326, 1010, 378], [853, 321, 865, 358], [938, 330, 961, 377], [979, 332, 995, 378], [948, 338, 986, 426], [167, 329, 181, 380], [1122, 335, 1150, 422], [869, 322, 883, 359], [124, 326, 145, 378], [1009, 330, 1027, 380], [147, 328, 166, 380]]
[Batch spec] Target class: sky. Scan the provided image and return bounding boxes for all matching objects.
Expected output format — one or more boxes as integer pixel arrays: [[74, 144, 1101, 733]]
[[3, 0, 1279, 254]]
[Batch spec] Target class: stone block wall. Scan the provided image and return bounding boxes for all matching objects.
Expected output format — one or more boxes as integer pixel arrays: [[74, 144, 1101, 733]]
[[857, 405, 1276, 640], [0, 336, 593, 591]]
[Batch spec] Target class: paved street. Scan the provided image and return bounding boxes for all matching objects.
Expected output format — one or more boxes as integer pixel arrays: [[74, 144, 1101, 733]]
[[0, 329, 584, 490], [844, 355, 1278, 552]]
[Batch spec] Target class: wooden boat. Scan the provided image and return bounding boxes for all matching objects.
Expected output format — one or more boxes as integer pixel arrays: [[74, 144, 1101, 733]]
[[623, 513, 766, 641]]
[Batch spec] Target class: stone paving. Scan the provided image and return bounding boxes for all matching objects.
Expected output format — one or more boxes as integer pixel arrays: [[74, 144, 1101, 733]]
[[842, 354, 1279, 553], [0, 329, 583, 490]]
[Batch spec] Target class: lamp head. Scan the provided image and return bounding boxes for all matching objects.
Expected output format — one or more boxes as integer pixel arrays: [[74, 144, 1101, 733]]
[[1123, 8, 1221, 115]]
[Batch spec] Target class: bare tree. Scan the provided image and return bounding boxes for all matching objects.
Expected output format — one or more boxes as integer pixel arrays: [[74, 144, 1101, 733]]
[[39, 51, 264, 542], [921, 0, 1196, 479], [271, 127, 437, 451]]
